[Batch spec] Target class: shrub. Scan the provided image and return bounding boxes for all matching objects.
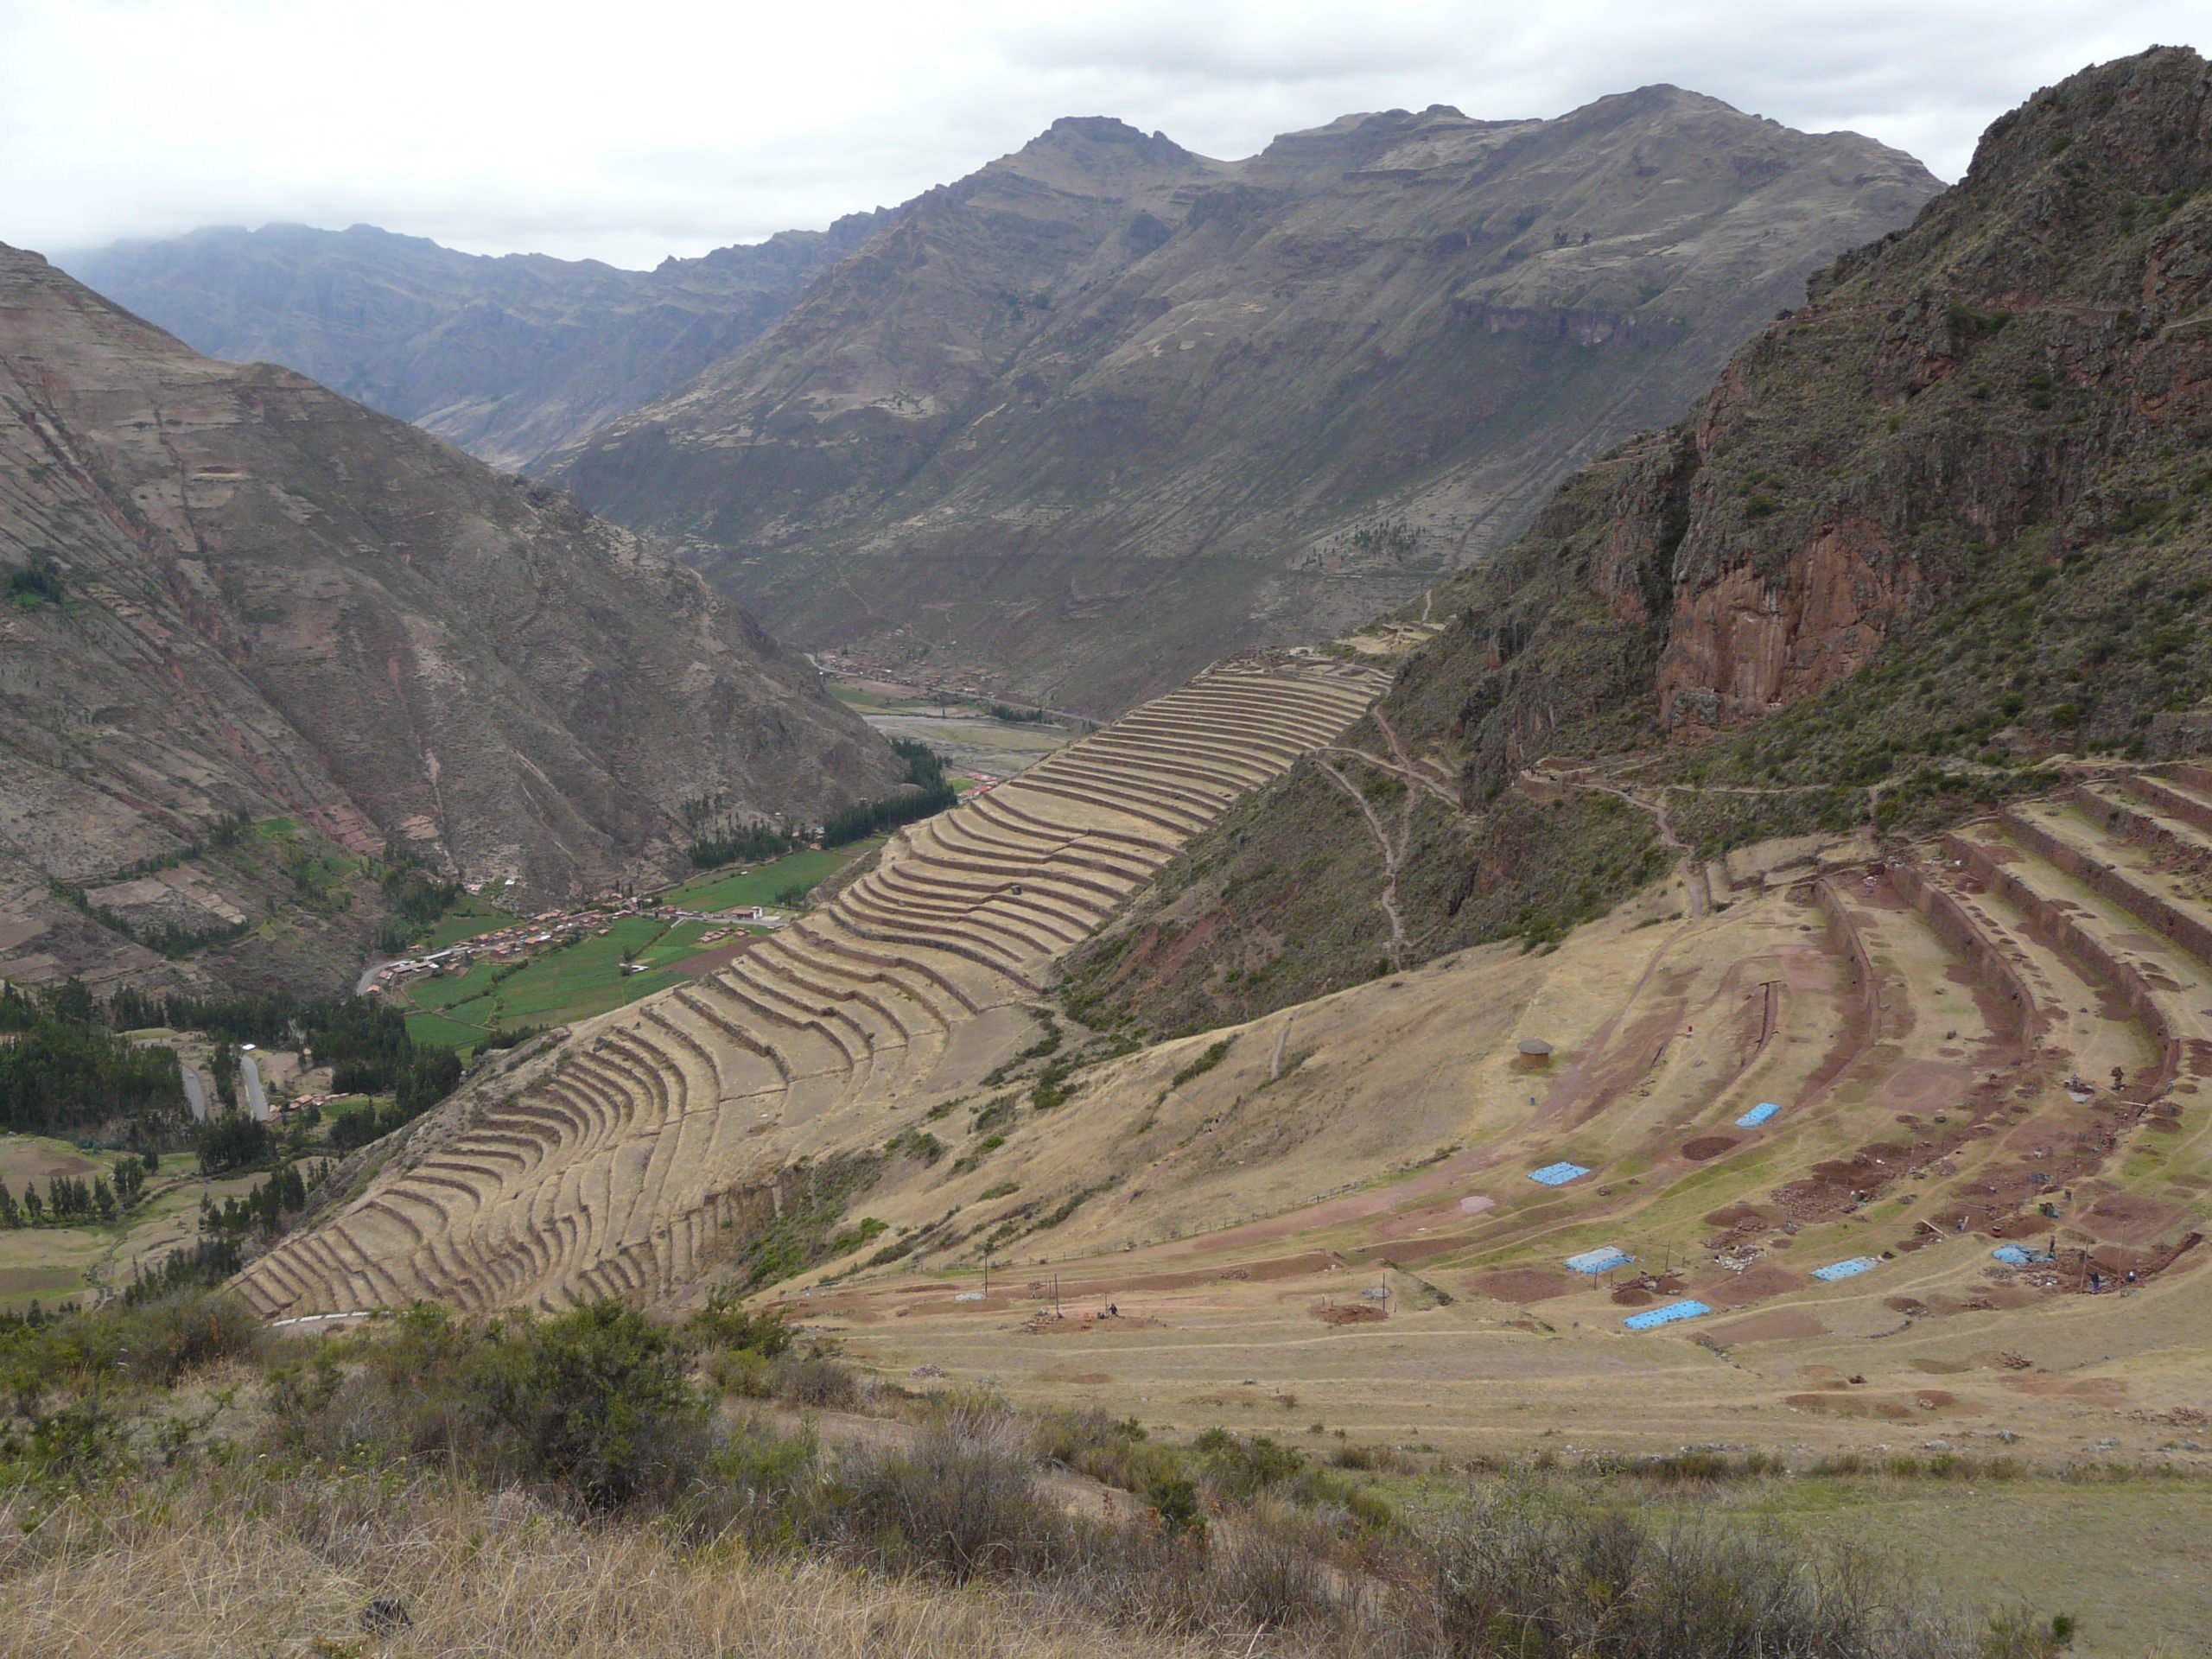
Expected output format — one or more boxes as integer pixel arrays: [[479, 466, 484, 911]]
[[274, 1300, 707, 1512], [476, 1301, 704, 1510], [823, 1400, 1063, 1580], [111, 1290, 264, 1386], [1033, 1407, 1173, 1492], [1171, 1037, 1233, 1088], [686, 1292, 794, 1358], [1406, 1489, 1977, 1658], [772, 1353, 859, 1410]]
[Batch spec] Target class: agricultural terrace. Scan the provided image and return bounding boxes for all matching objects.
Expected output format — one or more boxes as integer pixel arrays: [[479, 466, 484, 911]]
[[234, 657, 1389, 1317], [230, 670, 2212, 1645]]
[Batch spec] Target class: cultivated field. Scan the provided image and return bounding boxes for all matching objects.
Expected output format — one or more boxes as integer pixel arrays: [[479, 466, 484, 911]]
[[0, 1138, 260, 1308]]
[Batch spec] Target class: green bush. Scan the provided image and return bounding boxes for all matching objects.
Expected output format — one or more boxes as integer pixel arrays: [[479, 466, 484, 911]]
[[1172, 1038, 1233, 1088], [686, 1292, 794, 1358], [272, 1300, 708, 1512]]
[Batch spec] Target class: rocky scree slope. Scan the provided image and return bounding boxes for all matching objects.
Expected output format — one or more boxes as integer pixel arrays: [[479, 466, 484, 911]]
[[65, 218, 887, 473], [1062, 46, 2212, 1038], [0, 243, 903, 995], [555, 95, 1936, 714]]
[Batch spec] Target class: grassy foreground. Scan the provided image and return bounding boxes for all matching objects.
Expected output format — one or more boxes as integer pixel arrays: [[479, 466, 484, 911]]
[[0, 1291, 2093, 1658]]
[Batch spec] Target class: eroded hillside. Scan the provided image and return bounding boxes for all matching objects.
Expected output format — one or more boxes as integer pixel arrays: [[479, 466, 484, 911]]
[[1065, 46, 2212, 1038], [0, 244, 904, 996], [556, 94, 1936, 712]]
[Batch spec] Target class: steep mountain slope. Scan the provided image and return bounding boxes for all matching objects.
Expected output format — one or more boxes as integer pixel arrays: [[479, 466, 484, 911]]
[[64, 219, 886, 471], [0, 243, 903, 995], [1063, 46, 2212, 1037], [556, 94, 1937, 712]]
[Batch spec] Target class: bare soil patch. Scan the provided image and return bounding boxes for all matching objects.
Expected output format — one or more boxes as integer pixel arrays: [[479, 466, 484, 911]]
[[1466, 1267, 1573, 1304], [1709, 1308, 1827, 1343], [1703, 1263, 1806, 1306]]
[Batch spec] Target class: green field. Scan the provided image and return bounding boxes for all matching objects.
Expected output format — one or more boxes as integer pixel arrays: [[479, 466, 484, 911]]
[[398, 916, 729, 1051], [829, 685, 941, 713], [399, 1010, 499, 1051], [661, 844, 868, 913]]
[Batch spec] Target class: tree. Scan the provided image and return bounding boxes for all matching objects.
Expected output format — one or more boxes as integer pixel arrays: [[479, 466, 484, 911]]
[[211, 1042, 238, 1112], [196, 1112, 275, 1175]]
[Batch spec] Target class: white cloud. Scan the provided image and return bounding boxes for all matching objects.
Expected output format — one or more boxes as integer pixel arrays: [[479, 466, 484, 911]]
[[1, 0, 2203, 268]]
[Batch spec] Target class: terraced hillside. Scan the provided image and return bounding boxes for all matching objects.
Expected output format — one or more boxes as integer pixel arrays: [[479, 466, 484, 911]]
[[231, 658, 1388, 1317], [734, 766, 2209, 1504]]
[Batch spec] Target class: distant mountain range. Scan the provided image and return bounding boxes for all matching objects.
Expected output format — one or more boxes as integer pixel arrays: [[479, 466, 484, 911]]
[[68, 89, 1939, 715], [0, 244, 901, 996], [65, 216, 887, 471]]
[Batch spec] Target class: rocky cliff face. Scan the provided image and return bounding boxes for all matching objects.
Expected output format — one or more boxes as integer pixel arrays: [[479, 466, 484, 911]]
[[1061, 48, 2212, 1038], [554, 93, 1938, 714], [0, 244, 903, 995], [64, 219, 886, 472], [1453, 46, 2212, 790]]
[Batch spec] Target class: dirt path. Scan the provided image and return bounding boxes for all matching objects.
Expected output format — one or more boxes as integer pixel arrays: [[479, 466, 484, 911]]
[[1529, 765, 1711, 919], [1315, 754, 1412, 972]]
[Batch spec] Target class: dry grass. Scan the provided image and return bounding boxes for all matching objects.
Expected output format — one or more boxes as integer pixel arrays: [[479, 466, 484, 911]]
[[0, 1473, 1209, 1659]]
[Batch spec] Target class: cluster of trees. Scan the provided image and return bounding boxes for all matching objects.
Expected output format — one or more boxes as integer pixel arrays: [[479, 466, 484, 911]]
[[0, 984, 184, 1141], [820, 740, 957, 848], [121, 1236, 241, 1306], [0, 1154, 156, 1229], [101, 810, 251, 886], [680, 791, 798, 868], [195, 1114, 276, 1175], [43, 876, 252, 958], [686, 818, 796, 869], [105, 983, 431, 1099], [203, 1160, 326, 1237], [3, 552, 65, 606], [329, 1044, 462, 1153], [375, 857, 464, 951]]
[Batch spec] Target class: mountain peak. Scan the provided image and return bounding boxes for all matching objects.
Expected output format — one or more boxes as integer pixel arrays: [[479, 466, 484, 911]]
[[990, 115, 1211, 189]]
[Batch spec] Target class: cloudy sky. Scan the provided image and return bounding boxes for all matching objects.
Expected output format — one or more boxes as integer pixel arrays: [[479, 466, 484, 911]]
[[3, 0, 2204, 269]]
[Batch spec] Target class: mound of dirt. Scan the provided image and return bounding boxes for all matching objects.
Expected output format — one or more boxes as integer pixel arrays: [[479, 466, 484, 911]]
[[1312, 1301, 1388, 1325], [1681, 1135, 1741, 1161]]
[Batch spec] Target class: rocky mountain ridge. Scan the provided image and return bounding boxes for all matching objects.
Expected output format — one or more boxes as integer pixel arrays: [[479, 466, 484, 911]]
[[0, 243, 903, 995], [556, 90, 1938, 712], [1061, 46, 2212, 1037]]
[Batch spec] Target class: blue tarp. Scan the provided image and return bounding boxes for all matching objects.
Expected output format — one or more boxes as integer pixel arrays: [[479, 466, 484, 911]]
[[1529, 1161, 1591, 1186], [1736, 1102, 1781, 1128], [1624, 1300, 1712, 1332], [1812, 1256, 1878, 1282], [1566, 1246, 1633, 1274], [1992, 1244, 2056, 1266]]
